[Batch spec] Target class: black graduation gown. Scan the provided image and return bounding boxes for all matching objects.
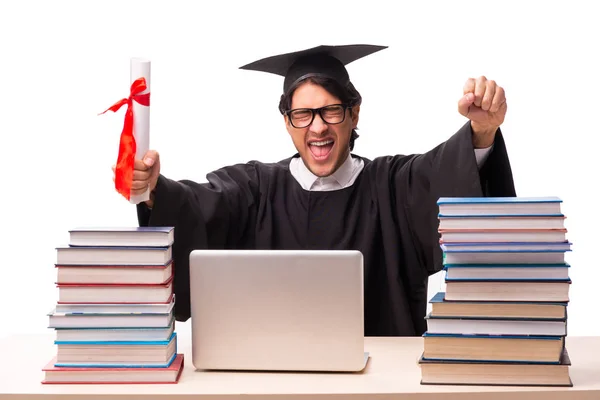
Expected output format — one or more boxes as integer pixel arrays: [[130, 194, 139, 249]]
[[137, 122, 516, 336]]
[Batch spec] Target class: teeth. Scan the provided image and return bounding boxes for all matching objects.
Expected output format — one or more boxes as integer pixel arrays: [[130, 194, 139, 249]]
[[310, 140, 333, 146]]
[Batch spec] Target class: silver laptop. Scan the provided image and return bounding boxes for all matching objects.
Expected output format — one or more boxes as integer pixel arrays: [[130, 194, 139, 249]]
[[188, 249, 369, 372]]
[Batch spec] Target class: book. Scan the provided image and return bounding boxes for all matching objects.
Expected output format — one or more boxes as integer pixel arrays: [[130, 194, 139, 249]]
[[43, 226, 183, 384], [54, 323, 175, 342], [54, 296, 174, 314], [68, 227, 174, 247], [420, 196, 573, 386], [428, 292, 567, 319], [424, 314, 567, 336], [42, 353, 184, 384], [55, 246, 172, 266], [57, 276, 174, 304], [48, 308, 174, 329], [438, 216, 566, 230], [440, 242, 572, 252], [443, 264, 570, 280], [422, 333, 565, 363], [443, 250, 568, 264], [419, 348, 572, 387], [436, 196, 563, 216], [439, 229, 568, 243], [444, 279, 571, 302], [54, 333, 177, 368], [56, 260, 174, 285]]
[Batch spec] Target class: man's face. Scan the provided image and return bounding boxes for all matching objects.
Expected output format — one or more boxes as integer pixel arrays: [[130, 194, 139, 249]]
[[284, 82, 359, 177]]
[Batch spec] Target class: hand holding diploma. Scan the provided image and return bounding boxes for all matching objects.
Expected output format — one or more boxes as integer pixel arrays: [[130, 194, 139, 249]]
[[112, 150, 161, 208]]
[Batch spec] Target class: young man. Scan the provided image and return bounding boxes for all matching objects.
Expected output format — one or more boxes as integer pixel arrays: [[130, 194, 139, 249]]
[[127, 45, 516, 337]]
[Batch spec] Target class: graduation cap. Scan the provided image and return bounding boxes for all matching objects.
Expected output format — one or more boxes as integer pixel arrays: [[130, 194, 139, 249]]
[[239, 44, 388, 93]]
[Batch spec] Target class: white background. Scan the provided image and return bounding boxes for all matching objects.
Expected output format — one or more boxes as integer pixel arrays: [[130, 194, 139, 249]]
[[1, 0, 598, 341]]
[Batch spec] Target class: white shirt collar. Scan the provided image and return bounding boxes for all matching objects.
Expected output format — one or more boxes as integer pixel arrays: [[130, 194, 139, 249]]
[[289, 152, 364, 191]]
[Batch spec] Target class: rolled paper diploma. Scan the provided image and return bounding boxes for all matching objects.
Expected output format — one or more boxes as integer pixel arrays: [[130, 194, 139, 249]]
[[129, 58, 151, 204]]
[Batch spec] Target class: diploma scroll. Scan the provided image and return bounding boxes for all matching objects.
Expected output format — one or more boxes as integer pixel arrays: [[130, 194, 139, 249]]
[[129, 58, 151, 204], [100, 57, 152, 203]]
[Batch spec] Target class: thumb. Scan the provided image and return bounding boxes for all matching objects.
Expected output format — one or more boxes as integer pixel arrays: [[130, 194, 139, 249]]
[[458, 92, 475, 117], [143, 150, 159, 168]]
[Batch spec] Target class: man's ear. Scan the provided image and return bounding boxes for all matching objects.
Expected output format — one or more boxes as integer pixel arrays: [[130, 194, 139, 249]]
[[351, 105, 360, 128], [284, 114, 293, 135]]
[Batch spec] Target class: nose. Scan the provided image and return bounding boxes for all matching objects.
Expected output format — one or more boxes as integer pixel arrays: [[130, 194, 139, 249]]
[[309, 113, 328, 135]]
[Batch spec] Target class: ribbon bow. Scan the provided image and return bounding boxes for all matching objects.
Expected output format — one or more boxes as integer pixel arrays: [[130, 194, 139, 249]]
[[100, 77, 150, 200]]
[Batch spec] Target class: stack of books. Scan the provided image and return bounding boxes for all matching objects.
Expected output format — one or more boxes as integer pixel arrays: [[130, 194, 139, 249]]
[[419, 197, 573, 387], [42, 227, 184, 384]]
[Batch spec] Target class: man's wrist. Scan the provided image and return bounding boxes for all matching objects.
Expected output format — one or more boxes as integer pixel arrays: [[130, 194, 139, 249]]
[[144, 190, 155, 209], [471, 122, 497, 148]]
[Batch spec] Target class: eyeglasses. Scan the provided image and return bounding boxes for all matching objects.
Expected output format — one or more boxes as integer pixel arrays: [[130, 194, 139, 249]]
[[285, 104, 350, 129]]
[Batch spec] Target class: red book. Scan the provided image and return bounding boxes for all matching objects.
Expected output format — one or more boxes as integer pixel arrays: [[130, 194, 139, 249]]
[[42, 353, 184, 384], [57, 275, 174, 304]]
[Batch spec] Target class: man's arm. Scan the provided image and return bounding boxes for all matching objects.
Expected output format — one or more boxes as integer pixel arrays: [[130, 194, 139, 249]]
[[136, 163, 261, 321], [390, 121, 516, 278]]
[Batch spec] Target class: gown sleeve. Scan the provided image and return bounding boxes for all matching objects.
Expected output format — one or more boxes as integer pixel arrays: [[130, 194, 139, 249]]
[[370, 121, 517, 333], [136, 162, 261, 321], [394, 121, 517, 277]]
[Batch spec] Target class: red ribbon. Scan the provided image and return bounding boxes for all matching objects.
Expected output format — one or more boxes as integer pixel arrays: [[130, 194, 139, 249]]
[[100, 77, 150, 200]]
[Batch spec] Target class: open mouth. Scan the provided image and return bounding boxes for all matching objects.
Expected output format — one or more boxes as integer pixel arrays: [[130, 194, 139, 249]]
[[308, 139, 335, 161]]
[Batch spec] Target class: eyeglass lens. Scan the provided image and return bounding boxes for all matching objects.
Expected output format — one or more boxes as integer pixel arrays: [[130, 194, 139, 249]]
[[290, 105, 346, 128]]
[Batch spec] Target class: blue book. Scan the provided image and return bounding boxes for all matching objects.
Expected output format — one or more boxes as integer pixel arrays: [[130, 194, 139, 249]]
[[442, 247, 569, 265], [437, 196, 563, 217], [55, 332, 177, 345], [53, 333, 178, 368], [442, 263, 570, 281], [437, 197, 562, 204]]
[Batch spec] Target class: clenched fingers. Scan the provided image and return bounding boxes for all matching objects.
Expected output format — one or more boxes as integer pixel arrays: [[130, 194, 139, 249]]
[[112, 166, 151, 185], [490, 86, 506, 113], [480, 80, 496, 111], [112, 164, 151, 180], [133, 168, 151, 181], [473, 76, 487, 107], [463, 78, 475, 95], [130, 179, 149, 190], [134, 158, 151, 171]]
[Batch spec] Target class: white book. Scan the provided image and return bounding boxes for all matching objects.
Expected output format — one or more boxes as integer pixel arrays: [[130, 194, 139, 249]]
[[444, 280, 570, 302], [55, 297, 174, 314], [443, 250, 567, 265], [69, 227, 174, 247], [48, 309, 174, 329], [439, 229, 568, 243], [444, 264, 570, 280], [438, 216, 566, 230], [55, 323, 175, 342], [56, 261, 173, 284], [425, 315, 567, 336], [56, 246, 172, 266]]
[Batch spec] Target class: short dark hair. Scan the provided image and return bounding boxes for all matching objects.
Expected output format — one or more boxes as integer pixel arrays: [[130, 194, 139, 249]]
[[278, 76, 362, 151]]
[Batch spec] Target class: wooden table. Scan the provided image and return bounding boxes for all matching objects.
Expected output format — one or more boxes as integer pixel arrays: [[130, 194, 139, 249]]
[[1, 334, 599, 399]]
